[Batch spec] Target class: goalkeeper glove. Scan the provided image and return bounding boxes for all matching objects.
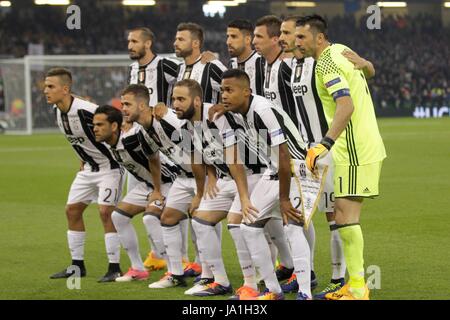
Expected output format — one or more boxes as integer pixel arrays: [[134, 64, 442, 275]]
[[306, 136, 335, 172]]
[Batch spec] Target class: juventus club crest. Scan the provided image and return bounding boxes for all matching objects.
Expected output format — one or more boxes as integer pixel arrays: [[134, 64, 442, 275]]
[[295, 63, 303, 82], [138, 68, 146, 83]]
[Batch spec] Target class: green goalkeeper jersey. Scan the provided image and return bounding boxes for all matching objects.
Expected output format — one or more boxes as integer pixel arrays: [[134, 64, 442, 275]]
[[315, 43, 386, 166]]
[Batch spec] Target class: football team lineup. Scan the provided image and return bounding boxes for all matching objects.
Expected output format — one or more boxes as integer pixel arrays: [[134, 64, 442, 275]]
[[43, 15, 384, 301], [1, 11, 449, 302]]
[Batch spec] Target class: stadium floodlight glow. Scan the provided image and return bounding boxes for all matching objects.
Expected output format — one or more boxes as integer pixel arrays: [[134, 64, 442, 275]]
[[444, 2, 450, 8], [35, 0, 70, 4], [285, 1, 317, 7], [206, 1, 239, 6], [0, 1, 11, 7], [376, 2, 407, 7], [122, 0, 155, 5]]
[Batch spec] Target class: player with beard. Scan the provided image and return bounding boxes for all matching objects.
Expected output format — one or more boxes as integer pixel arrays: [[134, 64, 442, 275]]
[[126, 27, 181, 271], [173, 22, 227, 280], [227, 19, 265, 96]]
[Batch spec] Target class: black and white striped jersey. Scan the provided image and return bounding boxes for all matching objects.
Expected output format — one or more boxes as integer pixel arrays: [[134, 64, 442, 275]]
[[55, 96, 120, 172], [233, 94, 306, 176], [289, 56, 328, 145], [263, 54, 302, 134], [140, 109, 193, 177], [128, 55, 180, 106], [176, 57, 227, 104], [192, 103, 265, 179], [108, 122, 178, 189], [229, 51, 265, 96]]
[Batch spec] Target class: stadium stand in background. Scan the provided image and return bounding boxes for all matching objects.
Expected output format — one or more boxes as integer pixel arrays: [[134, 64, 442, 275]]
[[0, 1, 448, 115]]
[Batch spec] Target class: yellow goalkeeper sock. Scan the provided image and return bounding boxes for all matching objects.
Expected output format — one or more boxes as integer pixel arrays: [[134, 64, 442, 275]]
[[338, 224, 365, 298]]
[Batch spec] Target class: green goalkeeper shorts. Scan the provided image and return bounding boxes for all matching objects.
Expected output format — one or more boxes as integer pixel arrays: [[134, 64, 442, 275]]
[[334, 161, 383, 198]]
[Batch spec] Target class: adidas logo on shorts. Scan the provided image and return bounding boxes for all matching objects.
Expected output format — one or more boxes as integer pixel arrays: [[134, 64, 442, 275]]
[[363, 187, 371, 193]]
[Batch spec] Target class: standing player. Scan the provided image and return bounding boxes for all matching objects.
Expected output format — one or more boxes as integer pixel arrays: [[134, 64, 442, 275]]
[[227, 19, 265, 96], [128, 27, 180, 107], [280, 16, 378, 298], [221, 69, 312, 300], [127, 27, 181, 270], [173, 22, 227, 278], [93, 105, 179, 282], [296, 15, 386, 300], [174, 22, 227, 104], [252, 15, 298, 282], [44, 68, 123, 282]]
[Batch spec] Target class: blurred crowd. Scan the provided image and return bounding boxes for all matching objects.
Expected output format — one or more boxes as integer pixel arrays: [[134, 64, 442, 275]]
[[0, 3, 449, 113]]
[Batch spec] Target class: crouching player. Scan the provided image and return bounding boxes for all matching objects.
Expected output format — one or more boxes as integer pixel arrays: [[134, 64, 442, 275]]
[[93, 105, 178, 281]]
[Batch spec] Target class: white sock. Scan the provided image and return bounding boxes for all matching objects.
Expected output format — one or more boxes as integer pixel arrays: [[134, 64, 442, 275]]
[[215, 220, 223, 242], [228, 224, 257, 290], [189, 219, 201, 264], [304, 221, 316, 271], [286, 223, 311, 298], [329, 221, 347, 280], [104, 232, 120, 264], [215, 220, 223, 273], [162, 224, 183, 276], [264, 231, 278, 266], [143, 213, 166, 259], [111, 211, 144, 271], [192, 219, 229, 286], [265, 218, 293, 269], [179, 218, 189, 262], [67, 230, 86, 261], [241, 224, 281, 294]]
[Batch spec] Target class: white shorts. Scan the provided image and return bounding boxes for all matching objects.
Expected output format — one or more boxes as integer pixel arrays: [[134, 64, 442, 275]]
[[67, 169, 123, 206], [165, 176, 196, 214], [249, 175, 300, 222], [126, 172, 140, 194], [197, 174, 262, 214], [122, 181, 172, 209]]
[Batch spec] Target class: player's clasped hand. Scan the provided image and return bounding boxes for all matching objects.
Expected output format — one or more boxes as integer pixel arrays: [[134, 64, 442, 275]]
[[148, 190, 164, 207], [280, 199, 304, 225], [306, 136, 334, 174], [207, 104, 226, 122], [189, 194, 202, 216], [342, 49, 368, 70], [306, 144, 328, 174], [153, 102, 168, 121], [240, 198, 259, 224], [204, 176, 219, 199]]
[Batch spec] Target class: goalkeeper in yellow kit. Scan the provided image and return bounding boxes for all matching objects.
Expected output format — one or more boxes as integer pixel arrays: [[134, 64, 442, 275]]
[[295, 15, 386, 300]]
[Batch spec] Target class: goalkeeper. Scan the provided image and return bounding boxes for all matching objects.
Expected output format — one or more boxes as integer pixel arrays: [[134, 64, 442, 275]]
[[295, 15, 386, 300]]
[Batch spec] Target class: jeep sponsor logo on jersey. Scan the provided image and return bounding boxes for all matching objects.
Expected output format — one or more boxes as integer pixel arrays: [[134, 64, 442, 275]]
[[264, 91, 277, 101], [292, 84, 308, 96], [67, 136, 85, 145]]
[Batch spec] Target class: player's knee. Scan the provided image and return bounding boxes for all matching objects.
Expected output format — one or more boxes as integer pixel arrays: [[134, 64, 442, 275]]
[[160, 213, 177, 226], [65, 204, 83, 221], [160, 207, 185, 226], [98, 206, 114, 223], [227, 213, 242, 225], [325, 211, 336, 222]]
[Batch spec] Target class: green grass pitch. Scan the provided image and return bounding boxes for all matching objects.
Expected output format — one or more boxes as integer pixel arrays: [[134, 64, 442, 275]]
[[1, 117, 449, 300]]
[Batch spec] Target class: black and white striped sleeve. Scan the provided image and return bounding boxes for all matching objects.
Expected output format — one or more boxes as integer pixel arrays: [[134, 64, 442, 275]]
[[254, 108, 287, 148], [162, 58, 181, 84], [209, 60, 227, 91], [255, 56, 265, 96], [278, 61, 299, 129], [137, 127, 160, 157]]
